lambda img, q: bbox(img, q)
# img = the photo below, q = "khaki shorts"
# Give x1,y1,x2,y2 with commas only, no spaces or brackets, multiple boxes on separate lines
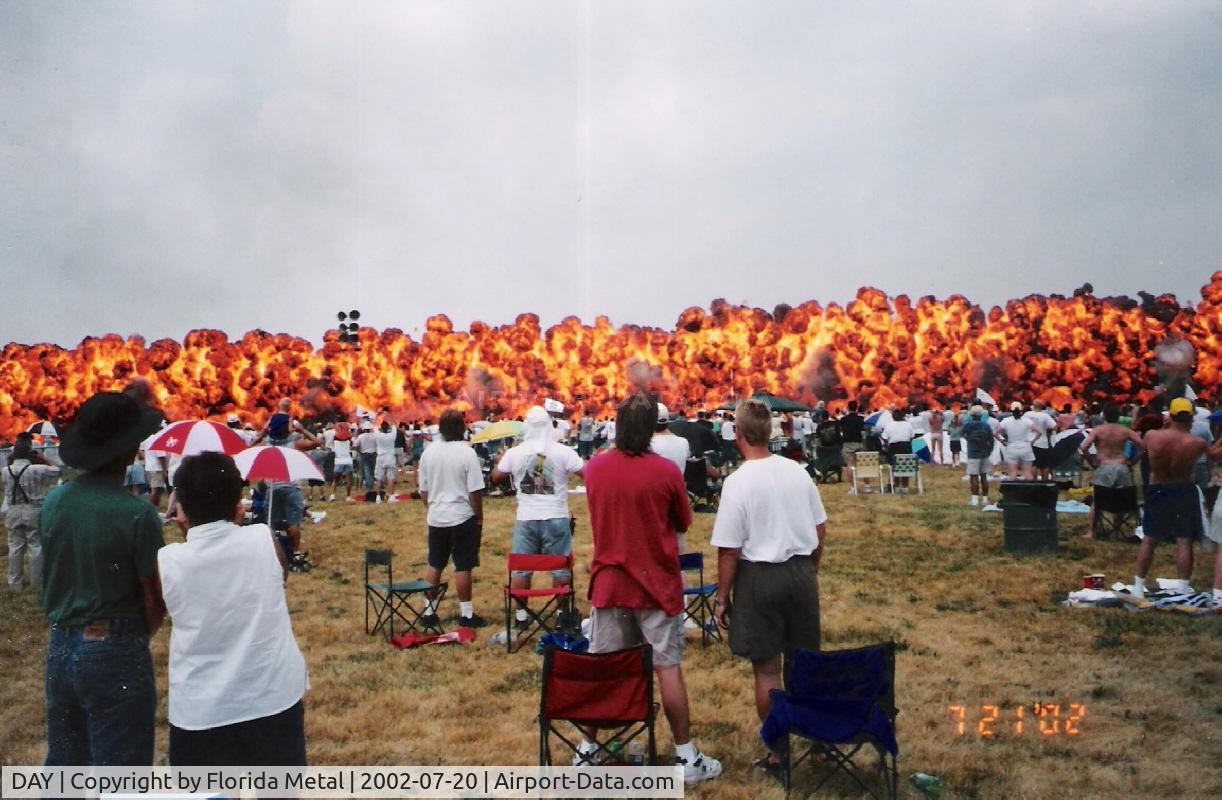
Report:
965,458,988,476
588,607,683,667
146,470,167,490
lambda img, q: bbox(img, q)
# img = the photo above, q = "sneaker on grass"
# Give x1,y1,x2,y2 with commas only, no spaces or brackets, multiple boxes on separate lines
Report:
459,613,490,628
514,617,530,632
676,751,722,785
419,613,441,629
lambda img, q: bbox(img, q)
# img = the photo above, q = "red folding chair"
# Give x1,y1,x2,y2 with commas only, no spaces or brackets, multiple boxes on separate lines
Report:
539,645,657,766
503,553,576,654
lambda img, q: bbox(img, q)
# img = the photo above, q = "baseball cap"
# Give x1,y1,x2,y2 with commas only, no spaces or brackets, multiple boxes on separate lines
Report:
656,403,670,424
1010,401,1023,412
969,404,985,418
1169,397,1193,419
226,413,240,424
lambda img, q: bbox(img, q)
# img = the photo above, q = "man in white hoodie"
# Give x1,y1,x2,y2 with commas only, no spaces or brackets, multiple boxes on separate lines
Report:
491,406,585,629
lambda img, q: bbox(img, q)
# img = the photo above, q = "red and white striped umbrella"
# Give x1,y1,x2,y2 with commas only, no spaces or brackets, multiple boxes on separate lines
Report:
233,445,324,483
146,420,248,456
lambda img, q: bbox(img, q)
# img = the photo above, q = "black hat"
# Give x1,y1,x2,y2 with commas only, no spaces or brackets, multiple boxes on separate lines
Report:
59,392,164,471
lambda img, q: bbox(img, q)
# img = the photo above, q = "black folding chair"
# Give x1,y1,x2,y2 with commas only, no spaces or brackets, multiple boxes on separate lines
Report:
1091,485,1141,539
539,645,657,766
679,552,720,646
762,643,899,799
364,548,447,638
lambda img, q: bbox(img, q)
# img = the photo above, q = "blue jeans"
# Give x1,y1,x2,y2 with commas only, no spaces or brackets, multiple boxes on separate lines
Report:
45,618,156,766
511,518,573,578
360,453,376,489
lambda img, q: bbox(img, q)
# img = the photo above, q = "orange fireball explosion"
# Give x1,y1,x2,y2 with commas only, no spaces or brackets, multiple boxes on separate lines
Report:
2,275,1219,439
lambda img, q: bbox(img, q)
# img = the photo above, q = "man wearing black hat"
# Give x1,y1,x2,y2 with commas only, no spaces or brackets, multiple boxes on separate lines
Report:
40,392,166,766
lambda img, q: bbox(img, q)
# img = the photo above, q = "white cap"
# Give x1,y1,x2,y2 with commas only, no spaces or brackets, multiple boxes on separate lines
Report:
226,413,240,424
656,403,670,424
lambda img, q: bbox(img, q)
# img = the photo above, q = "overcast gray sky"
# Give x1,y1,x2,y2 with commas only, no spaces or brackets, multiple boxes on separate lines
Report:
2,1,1219,348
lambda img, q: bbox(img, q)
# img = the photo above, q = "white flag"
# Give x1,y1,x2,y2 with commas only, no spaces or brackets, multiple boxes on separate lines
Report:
975,388,998,408
1184,385,1198,401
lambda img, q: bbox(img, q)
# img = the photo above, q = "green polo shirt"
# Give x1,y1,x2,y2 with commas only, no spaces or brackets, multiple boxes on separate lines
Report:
40,473,165,626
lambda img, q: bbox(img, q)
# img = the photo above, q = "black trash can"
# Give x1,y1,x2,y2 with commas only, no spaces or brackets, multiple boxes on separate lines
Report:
1000,481,1058,555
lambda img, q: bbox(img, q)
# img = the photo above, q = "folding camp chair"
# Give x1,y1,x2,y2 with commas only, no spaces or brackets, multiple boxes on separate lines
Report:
364,548,447,638
504,553,577,654
684,458,720,511
852,451,888,494
888,454,923,494
539,645,657,766
1091,485,1141,539
679,552,720,646
761,643,899,799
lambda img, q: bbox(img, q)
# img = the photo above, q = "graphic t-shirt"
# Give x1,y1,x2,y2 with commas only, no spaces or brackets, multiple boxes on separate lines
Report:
497,441,584,520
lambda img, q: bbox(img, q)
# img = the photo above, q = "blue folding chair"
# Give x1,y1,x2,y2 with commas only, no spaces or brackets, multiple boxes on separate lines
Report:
761,643,899,799
678,552,720,646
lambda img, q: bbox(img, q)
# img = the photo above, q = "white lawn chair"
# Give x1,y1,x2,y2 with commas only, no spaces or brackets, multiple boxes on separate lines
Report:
852,451,888,494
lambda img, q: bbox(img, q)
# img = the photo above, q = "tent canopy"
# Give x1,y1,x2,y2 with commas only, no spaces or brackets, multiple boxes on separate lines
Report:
717,390,815,413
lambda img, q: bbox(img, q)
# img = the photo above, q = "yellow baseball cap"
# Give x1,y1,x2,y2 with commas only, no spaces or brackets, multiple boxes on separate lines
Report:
1169,397,1193,417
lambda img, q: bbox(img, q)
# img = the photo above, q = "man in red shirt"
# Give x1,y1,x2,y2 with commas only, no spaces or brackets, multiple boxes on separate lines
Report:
582,393,721,785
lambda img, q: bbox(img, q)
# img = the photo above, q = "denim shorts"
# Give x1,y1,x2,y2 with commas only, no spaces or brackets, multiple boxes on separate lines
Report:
45,618,156,766
511,518,573,578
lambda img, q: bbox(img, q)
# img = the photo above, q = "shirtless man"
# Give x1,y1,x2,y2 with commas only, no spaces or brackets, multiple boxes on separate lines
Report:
1131,398,1206,597
1079,402,1144,539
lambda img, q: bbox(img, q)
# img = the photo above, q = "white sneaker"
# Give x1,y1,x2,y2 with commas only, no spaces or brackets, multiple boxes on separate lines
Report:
346,496,355,503
969,496,979,506
572,743,599,766
677,751,721,785
329,493,336,502
375,496,383,504
387,495,399,504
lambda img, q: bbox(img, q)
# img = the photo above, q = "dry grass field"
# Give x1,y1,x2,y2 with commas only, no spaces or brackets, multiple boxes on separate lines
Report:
3,463,1221,799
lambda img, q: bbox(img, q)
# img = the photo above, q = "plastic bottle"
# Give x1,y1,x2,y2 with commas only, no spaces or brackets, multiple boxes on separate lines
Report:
626,740,645,766
910,772,944,797
606,739,624,765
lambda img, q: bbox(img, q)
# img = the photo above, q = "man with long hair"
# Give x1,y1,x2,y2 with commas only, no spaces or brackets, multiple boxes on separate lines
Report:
581,393,721,784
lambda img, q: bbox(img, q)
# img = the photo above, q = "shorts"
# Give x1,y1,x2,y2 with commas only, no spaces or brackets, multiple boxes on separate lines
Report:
588,607,682,668
1142,484,1205,541
1003,443,1035,464
375,458,397,481
1208,499,1222,545
146,470,166,490
729,556,820,663
1091,463,1133,488
949,439,962,454
427,517,482,572
965,457,988,476
511,518,573,578
886,441,912,461
333,461,353,476
1032,446,1054,469
842,441,863,457
269,484,305,528
169,699,305,767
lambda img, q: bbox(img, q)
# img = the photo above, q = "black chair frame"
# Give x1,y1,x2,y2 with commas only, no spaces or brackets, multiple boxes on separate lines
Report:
364,548,447,638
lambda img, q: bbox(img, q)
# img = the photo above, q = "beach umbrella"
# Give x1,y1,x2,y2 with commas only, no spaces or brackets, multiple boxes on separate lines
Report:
717,390,814,413
146,420,248,456
234,446,324,534
234,445,324,483
470,419,524,444
26,421,57,437
864,411,884,427
912,436,932,463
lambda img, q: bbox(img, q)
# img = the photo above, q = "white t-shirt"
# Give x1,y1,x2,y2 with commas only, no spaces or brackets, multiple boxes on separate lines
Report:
554,419,572,442
374,429,397,463
355,431,378,455
872,411,894,435
650,433,690,474
603,419,616,443
158,522,308,730
908,413,928,435
141,432,164,472
999,415,1036,445
497,441,584,520
330,435,353,465
1023,411,1055,448
881,420,914,444
418,441,485,527
711,455,827,563
720,420,736,441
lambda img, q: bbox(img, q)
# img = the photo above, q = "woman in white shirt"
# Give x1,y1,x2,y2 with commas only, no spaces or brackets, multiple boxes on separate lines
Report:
158,452,308,766
881,409,916,490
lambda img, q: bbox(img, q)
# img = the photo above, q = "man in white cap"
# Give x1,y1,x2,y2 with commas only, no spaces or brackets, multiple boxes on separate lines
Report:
491,406,585,630
995,401,1036,480
650,403,689,474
